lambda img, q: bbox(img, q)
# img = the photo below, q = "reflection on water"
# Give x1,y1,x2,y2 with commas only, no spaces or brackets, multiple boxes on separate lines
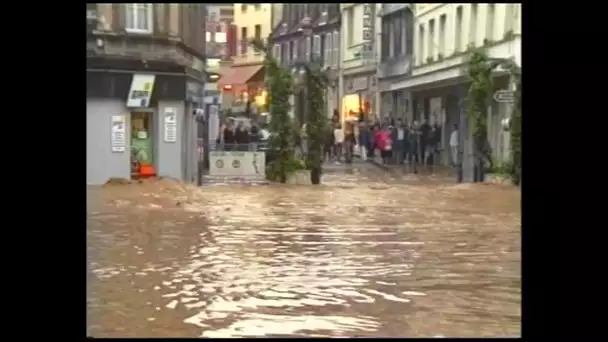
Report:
87,173,521,337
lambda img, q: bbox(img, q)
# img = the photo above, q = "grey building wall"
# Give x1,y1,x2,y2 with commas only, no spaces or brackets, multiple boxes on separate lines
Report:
86,99,198,185
155,100,183,180
86,99,132,185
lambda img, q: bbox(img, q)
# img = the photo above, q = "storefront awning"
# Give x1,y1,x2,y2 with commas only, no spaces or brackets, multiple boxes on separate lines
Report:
218,64,264,89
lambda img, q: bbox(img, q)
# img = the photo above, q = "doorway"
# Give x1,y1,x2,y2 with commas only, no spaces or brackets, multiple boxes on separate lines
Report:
130,111,156,179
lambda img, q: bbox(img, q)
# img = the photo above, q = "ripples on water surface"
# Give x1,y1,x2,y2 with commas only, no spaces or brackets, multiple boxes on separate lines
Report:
87,172,521,337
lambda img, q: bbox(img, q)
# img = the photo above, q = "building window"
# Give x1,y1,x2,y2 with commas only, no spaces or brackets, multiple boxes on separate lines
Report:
273,44,281,63
323,34,330,67
418,24,425,64
428,19,435,60
125,4,153,33
291,40,297,62
333,31,340,67
305,36,311,61
439,14,447,56
253,25,262,55
280,43,287,65
346,8,355,46
486,4,495,41
381,17,390,61
220,8,233,17
455,6,463,52
469,4,478,46
321,4,328,15
313,34,321,59
504,4,515,35
240,27,248,54
393,13,403,57
241,4,248,13
254,24,261,41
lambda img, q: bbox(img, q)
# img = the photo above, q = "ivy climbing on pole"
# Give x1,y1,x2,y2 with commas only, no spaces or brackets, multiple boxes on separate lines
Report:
501,60,521,186
303,62,328,185
465,49,521,185
465,49,496,182
250,38,296,183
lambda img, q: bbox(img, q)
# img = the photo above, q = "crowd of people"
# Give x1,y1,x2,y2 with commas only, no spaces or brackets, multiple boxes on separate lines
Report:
214,114,461,168
216,121,270,151
321,114,460,167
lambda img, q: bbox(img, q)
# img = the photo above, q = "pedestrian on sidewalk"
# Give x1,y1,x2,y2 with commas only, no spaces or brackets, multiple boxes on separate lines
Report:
393,119,407,165
235,122,250,151
408,121,421,166
323,120,334,162
419,119,431,165
333,123,344,164
429,122,442,166
222,121,236,151
449,124,459,167
358,121,371,161
368,123,377,160
376,125,392,165
344,121,356,164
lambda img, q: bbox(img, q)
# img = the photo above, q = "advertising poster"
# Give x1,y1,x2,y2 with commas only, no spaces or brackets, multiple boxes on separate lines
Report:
111,115,126,152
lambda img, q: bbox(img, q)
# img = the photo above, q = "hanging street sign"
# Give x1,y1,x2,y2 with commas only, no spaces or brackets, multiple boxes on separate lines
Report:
493,90,515,103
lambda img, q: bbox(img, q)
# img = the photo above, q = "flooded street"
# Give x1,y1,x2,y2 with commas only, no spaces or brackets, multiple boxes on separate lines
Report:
87,170,521,337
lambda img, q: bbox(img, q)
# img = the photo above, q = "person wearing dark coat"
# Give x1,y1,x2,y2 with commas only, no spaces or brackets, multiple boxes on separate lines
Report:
234,122,250,150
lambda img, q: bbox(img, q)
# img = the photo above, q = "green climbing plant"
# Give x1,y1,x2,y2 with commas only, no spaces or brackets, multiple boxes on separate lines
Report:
302,61,328,185
465,49,496,176
501,60,521,186
465,49,521,185
250,38,296,183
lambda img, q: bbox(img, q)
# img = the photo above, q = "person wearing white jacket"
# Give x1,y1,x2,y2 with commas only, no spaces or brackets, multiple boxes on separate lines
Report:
449,124,459,166
333,124,344,164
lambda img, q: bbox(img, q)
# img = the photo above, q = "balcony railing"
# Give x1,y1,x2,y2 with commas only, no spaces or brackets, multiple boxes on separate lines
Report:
380,4,412,16
378,55,412,78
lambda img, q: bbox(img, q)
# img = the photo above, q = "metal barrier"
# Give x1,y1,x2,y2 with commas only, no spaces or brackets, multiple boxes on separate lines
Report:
198,142,268,183
210,143,267,152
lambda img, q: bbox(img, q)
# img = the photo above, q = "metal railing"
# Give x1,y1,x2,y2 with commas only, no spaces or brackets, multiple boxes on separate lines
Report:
198,139,269,159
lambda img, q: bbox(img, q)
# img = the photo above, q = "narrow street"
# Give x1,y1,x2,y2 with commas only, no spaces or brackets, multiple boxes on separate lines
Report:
87,169,521,337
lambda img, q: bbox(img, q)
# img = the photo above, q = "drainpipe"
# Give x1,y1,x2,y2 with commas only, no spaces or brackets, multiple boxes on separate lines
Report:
198,4,208,186
337,14,344,126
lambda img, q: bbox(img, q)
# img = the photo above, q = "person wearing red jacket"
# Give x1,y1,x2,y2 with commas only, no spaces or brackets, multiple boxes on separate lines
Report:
375,126,392,164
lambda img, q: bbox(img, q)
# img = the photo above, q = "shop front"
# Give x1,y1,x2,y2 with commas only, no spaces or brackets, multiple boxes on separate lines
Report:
217,63,265,117
341,74,375,124
86,59,201,185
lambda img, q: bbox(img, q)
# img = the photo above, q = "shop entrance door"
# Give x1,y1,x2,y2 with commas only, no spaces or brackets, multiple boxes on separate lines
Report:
130,111,156,179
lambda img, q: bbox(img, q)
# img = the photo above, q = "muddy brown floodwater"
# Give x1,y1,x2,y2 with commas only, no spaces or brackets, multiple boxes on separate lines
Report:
87,170,521,338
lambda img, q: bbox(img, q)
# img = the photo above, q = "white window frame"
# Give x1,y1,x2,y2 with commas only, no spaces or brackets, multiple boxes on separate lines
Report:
305,36,311,61
332,31,340,67
291,40,298,62
313,34,321,59
273,44,281,63
324,34,331,66
125,4,153,34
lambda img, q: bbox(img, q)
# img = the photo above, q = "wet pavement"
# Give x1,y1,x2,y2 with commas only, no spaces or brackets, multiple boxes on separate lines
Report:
87,170,521,338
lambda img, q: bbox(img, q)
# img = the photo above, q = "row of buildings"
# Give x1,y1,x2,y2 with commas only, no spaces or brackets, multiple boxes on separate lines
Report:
85,3,238,185
85,4,520,185
219,3,521,169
